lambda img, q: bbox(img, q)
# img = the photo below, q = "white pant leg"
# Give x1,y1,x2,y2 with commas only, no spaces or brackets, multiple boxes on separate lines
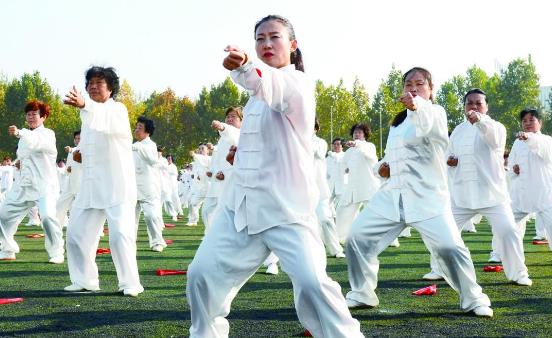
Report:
163,199,177,218
536,208,552,250
138,199,166,248
263,224,363,338
37,194,64,259
399,226,411,237
316,197,343,256
66,207,106,290
27,206,40,225
347,205,490,312
336,201,361,243
263,251,279,266
201,197,218,233
105,202,144,292
171,186,183,215
188,194,204,225
56,191,76,228
0,199,35,254
535,213,548,239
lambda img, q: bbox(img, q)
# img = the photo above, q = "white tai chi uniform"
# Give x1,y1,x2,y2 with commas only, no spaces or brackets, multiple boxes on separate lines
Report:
0,125,64,260
326,150,346,218
202,124,240,232
133,137,166,249
444,115,529,283
313,134,343,256
187,153,210,226
0,165,15,204
178,168,192,210
336,140,380,242
509,132,552,250
345,97,491,312
187,60,363,338
167,161,183,216
65,96,143,293
158,156,177,219
56,147,82,228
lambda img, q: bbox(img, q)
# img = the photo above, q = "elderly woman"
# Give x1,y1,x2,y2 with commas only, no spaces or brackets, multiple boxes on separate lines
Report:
0,100,64,263
345,67,493,318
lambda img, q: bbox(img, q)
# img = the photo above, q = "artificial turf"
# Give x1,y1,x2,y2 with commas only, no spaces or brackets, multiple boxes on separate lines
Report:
1,214,551,337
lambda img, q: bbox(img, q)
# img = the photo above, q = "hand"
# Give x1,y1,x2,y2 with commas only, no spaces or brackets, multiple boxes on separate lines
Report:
516,131,528,141
345,168,350,174
15,160,21,170
226,145,237,165
64,146,72,153
67,166,72,173
8,125,19,137
211,120,225,131
189,150,195,157
206,142,214,150
206,171,213,178
378,162,390,178
466,110,481,124
399,92,417,111
63,86,85,108
215,171,225,180
73,150,82,163
223,45,248,71
513,164,520,175
447,156,458,167
346,140,356,148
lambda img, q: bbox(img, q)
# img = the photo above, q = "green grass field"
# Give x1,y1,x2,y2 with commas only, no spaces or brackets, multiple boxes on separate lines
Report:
1,214,551,337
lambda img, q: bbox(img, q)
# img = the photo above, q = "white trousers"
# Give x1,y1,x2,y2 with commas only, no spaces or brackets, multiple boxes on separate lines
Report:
0,194,64,259
186,206,363,338
317,197,344,256
514,207,552,251
262,251,279,266
336,200,369,243
56,191,76,228
188,193,205,225
201,197,218,232
27,206,41,225
66,202,143,292
452,203,529,283
135,199,166,248
346,204,490,312
171,184,183,216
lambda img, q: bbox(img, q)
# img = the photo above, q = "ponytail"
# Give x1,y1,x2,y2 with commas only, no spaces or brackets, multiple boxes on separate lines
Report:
291,48,304,72
391,110,408,127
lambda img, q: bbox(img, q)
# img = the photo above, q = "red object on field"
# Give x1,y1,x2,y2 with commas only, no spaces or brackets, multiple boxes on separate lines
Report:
412,284,437,296
303,329,312,337
164,223,176,228
96,248,111,255
156,268,187,276
165,239,173,245
533,240,549,245
26,234,44,238
0,298,24,305
483,265,503,272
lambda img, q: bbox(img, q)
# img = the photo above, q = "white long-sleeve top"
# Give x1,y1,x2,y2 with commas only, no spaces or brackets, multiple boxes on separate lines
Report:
205,123,240,198
368,97,450,223
190,153,211,196
167,162,179,191
229,60,318,234
63,147,82,195
447,115,508,209
133,137,161,201
8,125,59,202
509,132,552,213
75,97,137,209
0,165,15,193
312,134,330,200
326,151,346,196
340,140,380,205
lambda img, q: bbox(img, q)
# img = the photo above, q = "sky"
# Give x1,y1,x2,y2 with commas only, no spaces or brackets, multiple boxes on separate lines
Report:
1,0,551,101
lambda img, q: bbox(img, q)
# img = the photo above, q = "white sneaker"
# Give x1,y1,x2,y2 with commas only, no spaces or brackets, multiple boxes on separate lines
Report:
123,289,142,297
266,263,279,275
388,238,400,247
488,252,502,263
423,271,444,281
151,244,164,252
171,216,178,222
64,284,100,292
473,306,493,318
346,298,377,309
533,235,545,240
0,251,16,260
48,256,64,264
335,252,346,258
515,277,533,286
186,222,197,226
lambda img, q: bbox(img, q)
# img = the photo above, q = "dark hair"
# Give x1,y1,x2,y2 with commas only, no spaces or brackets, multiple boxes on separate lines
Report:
157,145,165,152
225,106,243,120
463,88,487,104
332,137,344,145
73,130,81,138
85,66,120,98
314,119,320,131
3,156,12,161
391,67,434,127
254,15,304,72
349,123,371,138
519,108,540,121
137,116,155,136
167,154,175,162
25,100,51,118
